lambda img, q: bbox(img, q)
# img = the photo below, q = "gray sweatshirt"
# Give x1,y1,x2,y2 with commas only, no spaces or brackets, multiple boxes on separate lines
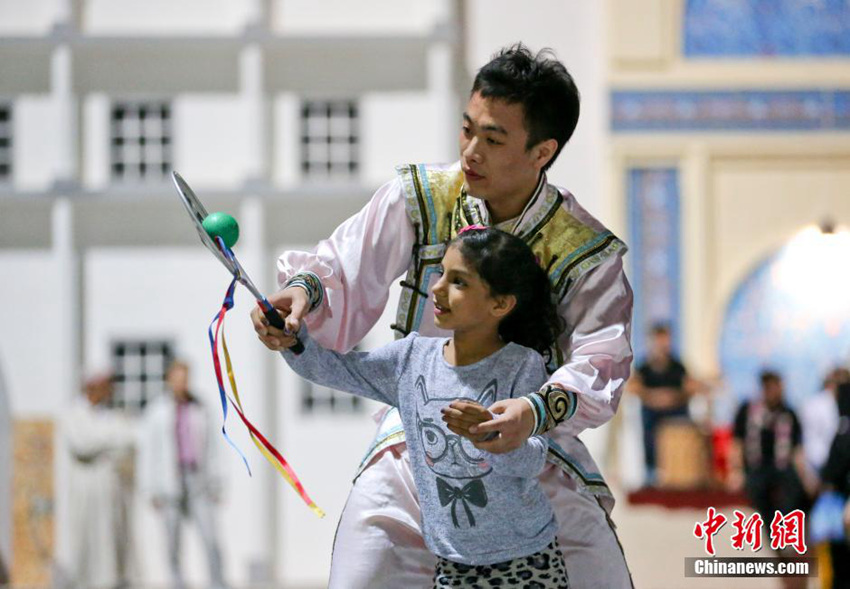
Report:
282,331,557,565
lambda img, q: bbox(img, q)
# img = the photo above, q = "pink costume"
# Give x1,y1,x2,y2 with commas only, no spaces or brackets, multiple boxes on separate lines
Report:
279,162,634,588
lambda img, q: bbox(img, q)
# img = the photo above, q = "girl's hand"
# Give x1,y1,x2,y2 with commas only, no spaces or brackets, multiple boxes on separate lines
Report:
441,400,493,443
469,398,535,454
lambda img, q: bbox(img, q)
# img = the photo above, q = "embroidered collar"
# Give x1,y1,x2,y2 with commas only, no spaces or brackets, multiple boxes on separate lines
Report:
462,172,560,242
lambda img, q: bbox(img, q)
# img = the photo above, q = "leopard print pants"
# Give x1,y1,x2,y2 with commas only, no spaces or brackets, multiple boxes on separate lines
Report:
433,539,570,588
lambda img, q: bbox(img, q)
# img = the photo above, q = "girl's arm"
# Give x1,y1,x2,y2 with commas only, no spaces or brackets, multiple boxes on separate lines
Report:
483,435,548,478
281,330,413,406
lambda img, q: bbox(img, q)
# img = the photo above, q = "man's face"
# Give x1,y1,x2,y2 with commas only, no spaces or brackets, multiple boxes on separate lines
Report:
763,378,783,407
167,365,190,401
459,92,549,213
651,331,672,357
87,377,113,406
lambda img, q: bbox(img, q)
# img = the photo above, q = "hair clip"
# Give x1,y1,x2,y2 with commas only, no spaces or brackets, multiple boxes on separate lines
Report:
458,224,488,235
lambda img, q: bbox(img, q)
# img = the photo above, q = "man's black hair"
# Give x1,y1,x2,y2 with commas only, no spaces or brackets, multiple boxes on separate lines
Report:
472,43,580,172
651,322,671,336
759,369,782,386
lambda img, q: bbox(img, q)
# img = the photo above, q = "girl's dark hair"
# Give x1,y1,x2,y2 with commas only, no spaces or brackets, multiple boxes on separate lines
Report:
450,227,565,355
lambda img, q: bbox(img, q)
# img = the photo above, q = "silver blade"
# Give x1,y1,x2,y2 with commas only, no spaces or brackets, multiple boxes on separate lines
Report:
171,171,239,276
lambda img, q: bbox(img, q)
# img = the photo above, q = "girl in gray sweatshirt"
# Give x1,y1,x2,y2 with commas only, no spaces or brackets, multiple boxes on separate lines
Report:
282,227,570,588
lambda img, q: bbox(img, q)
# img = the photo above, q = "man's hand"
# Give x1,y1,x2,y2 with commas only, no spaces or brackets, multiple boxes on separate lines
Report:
443,397,535,454
250,286,310,351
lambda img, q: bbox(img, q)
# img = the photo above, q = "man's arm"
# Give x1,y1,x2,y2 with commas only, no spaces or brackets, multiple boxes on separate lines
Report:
535,254,633,435
252,177,415,353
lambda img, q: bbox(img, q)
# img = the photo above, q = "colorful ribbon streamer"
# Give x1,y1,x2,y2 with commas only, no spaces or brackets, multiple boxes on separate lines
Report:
207,278,252,475
208,278,325,518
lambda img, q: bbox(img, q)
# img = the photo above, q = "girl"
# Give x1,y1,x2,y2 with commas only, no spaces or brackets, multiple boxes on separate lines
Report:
281,226,569,588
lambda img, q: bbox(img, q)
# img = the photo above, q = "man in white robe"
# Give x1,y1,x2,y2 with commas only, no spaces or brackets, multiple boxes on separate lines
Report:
63,372,135,589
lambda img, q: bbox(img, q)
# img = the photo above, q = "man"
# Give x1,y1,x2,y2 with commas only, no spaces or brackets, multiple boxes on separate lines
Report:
801,367,849,472
729,371,816,589
253,45,634,588
729,370,816,521
820,382,850,588
64,371,135,589
137,360,228,589
629,323,700,485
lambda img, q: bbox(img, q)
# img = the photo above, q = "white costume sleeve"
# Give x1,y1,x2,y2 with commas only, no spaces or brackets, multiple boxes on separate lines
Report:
546,254,634,434
277,178,416,353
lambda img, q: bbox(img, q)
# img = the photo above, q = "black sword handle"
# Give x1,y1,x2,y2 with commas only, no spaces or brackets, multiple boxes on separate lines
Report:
262,306,305,355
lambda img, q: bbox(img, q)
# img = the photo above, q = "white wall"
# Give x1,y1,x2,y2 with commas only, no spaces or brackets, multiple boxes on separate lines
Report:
274,0,447,35
0,0,60,34
14,96,60,191
84,0,253,34
360,92,446,184
0,252,67,416
82,93,109,189
174,96,253,190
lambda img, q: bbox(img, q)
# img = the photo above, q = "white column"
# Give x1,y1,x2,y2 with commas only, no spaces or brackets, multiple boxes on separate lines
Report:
238,196,278,583
51,46,78,188
681,142,712,374
51,198,78,574
240,45,270,185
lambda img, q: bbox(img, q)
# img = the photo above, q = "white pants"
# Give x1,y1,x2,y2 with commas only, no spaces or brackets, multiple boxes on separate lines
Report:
328,444,633,589
161,471,227,589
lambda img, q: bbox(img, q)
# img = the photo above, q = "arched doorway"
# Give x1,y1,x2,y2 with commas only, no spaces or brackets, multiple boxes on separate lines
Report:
719,227,850,416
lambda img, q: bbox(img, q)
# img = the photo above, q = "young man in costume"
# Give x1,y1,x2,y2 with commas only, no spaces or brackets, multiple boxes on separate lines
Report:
252,44,634,588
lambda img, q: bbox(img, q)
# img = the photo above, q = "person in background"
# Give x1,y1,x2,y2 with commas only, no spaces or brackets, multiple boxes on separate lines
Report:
820,382,850,589
729,370,818,522
137,360,228,589
64,371,135,589
629,323,704,485
801,367,849,473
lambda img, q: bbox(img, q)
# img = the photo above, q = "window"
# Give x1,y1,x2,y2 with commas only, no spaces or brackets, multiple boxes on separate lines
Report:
300,99,359,179
300,345,362,414
301,381,363,414
110,339,174,413
110,100,172,182
0,104,11,183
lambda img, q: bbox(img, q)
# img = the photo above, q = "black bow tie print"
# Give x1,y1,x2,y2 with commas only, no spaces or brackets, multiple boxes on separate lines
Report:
436,477,488,528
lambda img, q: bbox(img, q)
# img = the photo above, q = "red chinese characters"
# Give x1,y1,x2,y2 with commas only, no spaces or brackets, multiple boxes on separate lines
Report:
693,507,728,556
770,510,807,555
730,510,763,552
693,508,807,556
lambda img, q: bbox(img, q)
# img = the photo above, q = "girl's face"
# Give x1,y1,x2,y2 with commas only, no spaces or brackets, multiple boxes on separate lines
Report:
431,244,512,334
